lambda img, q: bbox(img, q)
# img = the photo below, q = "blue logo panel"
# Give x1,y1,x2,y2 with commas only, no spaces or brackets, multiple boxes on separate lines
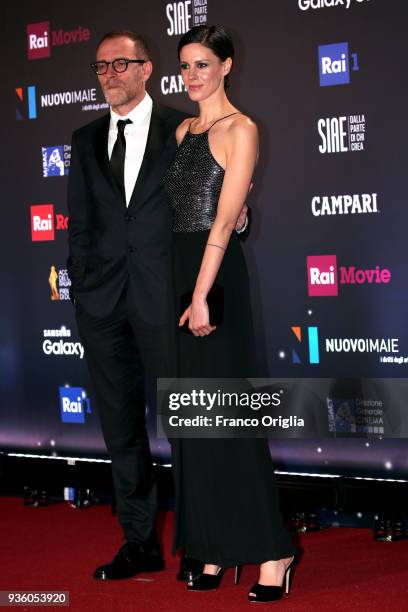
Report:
42,146,66,177
59,386,90,424
319,42,349,86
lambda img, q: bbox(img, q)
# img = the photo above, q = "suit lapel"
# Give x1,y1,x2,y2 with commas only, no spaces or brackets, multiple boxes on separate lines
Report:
127,106,168,209
93,114,126,205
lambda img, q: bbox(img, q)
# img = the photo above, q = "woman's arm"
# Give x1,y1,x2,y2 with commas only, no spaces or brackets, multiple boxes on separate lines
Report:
180,116,258,336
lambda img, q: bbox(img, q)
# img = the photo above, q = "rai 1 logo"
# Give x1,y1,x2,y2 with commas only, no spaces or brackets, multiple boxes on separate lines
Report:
49,266,71,301
318,42,359,87
59,386,91,424
290,326,320,364
166,1,208,36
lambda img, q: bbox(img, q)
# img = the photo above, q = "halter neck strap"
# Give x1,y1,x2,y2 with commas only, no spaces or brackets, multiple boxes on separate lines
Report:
188,112,241,134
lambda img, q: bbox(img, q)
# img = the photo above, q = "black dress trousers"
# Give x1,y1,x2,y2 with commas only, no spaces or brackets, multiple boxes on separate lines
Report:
75,285,171,543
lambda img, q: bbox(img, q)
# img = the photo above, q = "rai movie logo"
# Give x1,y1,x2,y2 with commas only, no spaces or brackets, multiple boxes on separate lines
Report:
42,145,71,177
27,22,50,60
49,266,71,301
27,21,91,61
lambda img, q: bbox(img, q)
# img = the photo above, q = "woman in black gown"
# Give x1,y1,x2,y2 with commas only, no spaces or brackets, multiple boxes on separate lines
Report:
165,25,296,603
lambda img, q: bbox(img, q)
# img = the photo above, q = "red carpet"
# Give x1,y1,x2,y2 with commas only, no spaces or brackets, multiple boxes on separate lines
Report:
1,497,407,611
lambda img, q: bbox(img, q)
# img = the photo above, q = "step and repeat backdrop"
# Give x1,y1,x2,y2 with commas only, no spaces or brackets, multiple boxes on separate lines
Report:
2,0,408,476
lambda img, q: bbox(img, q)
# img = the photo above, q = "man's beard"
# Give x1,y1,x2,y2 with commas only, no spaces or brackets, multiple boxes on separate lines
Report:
102,83,130,107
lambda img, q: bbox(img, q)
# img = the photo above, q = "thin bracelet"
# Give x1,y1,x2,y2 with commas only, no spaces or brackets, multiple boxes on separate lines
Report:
206,242,226,251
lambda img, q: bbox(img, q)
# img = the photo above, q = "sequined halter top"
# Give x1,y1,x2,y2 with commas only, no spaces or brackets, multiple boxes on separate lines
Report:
166,112,240,232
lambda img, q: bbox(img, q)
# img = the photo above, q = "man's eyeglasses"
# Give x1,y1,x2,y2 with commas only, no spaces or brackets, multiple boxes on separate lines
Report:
91,58,146,75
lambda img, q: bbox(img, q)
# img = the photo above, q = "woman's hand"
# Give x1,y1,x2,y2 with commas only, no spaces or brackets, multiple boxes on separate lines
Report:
179,297,217,337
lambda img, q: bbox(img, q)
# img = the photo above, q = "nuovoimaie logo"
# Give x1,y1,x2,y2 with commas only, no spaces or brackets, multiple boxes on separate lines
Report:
42,145,71,177
291,326,320,364
16,86,37,120
318,42,359,87
27,21,91,60
59,386,91,424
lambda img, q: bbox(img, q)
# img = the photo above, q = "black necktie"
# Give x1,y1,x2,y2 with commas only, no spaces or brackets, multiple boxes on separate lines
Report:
110,119,132,198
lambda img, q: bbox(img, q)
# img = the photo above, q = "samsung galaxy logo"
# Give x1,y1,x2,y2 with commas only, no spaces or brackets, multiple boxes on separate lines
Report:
299,0,369,10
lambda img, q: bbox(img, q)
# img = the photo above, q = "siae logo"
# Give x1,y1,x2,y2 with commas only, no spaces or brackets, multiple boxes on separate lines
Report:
318,42,359,87
290,326,320,364
318,114,366,153
59,386,91,424
30,204,68,241
27,21,91,60
166,1,208,36
307,254,392,297
16,86,37,120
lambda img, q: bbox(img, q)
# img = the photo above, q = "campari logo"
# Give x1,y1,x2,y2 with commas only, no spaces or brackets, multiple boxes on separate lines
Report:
307,255,392,297
59,386,91,424
318,42,359,87
27,21,91,60
30,204,68,241
318,114,366,154
42,145,71,177
311,193,379,216
161,75,187,96
166,1,208,36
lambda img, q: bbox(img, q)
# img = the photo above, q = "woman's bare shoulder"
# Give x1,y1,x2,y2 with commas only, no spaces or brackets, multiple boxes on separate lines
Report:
228,113,258,136
175,117,194,144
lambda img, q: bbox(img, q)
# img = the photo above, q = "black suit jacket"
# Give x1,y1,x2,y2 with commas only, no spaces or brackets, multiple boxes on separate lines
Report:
67,103,187,325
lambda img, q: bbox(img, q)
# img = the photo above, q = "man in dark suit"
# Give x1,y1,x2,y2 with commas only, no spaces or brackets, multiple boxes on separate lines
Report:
68,30,247,581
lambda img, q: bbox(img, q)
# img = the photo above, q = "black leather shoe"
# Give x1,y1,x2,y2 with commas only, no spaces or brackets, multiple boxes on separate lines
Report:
93,541,165,580
177,554,204,582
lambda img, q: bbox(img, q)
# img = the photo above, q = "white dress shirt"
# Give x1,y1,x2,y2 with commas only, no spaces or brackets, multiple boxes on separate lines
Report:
108,92,153,206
